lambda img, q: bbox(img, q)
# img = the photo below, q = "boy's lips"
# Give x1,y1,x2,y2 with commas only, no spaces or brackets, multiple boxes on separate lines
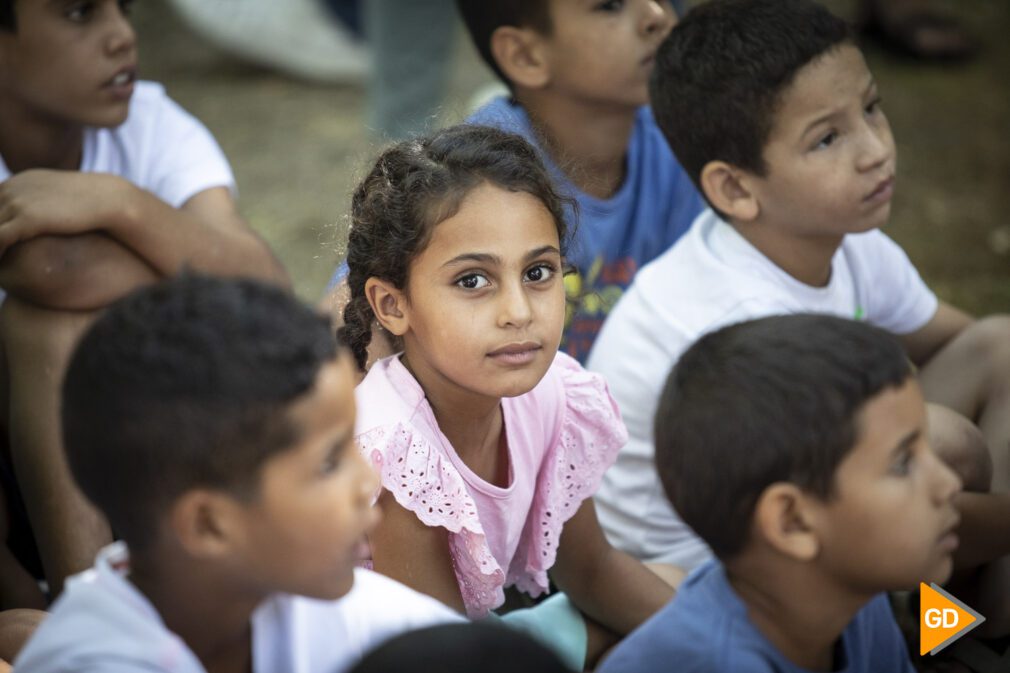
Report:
104,66,137,100
938,514,961,552
863,175,895,204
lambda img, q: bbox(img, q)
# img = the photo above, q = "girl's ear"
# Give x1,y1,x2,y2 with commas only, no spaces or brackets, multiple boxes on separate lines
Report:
365,277,409,337
700,161,760,222
752,483,820,562
490,25,550,90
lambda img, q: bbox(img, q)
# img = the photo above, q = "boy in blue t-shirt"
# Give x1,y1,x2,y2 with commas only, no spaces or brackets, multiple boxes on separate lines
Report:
602,314,960,672
457,0,703,361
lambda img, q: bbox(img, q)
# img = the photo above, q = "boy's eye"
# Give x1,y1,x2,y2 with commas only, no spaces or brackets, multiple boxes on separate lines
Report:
890,450,914,476
320,444,347,475
864,97,883,116
813,131,838,151
594,0,624,12
65,1,95,21
119,0,136,15
524,263,556,284
456,273,490,290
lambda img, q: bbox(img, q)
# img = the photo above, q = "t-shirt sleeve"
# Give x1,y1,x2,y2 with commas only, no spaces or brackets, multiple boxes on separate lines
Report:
853,231,938,334
142,91,236,208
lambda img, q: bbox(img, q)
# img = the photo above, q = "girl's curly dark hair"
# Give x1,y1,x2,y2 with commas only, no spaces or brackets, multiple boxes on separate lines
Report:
338,125,572,371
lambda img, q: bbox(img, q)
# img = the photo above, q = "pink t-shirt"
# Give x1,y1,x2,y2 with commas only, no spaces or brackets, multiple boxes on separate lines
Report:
355,352,627,618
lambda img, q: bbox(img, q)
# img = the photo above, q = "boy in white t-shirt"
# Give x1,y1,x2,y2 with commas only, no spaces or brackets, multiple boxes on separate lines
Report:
589,0,1010,636
0,0,288,606
14,274,458,673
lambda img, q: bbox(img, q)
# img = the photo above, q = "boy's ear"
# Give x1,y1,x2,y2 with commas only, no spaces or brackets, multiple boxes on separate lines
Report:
700,161,760,222
489,26,550,90
364,277,409,337
169,489,245,559
752,483,820,562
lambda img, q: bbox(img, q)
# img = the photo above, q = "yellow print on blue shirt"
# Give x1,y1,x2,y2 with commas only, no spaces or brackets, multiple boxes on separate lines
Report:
562,255,638,362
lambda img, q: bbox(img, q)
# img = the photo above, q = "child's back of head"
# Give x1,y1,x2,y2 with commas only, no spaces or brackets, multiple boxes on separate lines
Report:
61,273,338,553
598,313,961,672
348,622,572,673
655,313,960,592
655,313,911,560
650,0,851,192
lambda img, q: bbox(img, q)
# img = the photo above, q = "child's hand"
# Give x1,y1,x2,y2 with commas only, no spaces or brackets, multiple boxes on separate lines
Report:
0,170,128,255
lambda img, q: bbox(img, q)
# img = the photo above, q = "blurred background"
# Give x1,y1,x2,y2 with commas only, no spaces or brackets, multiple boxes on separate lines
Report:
133,0,1009,313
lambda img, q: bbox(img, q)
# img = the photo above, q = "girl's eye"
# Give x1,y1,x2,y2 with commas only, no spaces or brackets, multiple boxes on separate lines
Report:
456,273,490,290
813,131,838,151
524,263,555,284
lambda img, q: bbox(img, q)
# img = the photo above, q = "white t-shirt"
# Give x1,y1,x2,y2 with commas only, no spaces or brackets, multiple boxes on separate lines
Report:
0,81,235,207
15,543,461,673
587,209,938,569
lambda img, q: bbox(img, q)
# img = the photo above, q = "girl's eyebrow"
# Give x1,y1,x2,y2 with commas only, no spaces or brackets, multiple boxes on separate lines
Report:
441,245,561,268
525,245,562,262
441,252,499,268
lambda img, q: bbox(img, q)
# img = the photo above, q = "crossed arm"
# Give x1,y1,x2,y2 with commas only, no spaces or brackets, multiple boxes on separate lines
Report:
0,169,289,308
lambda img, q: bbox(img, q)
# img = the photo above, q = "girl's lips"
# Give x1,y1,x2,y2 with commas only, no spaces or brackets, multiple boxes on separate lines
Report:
487,342,541,366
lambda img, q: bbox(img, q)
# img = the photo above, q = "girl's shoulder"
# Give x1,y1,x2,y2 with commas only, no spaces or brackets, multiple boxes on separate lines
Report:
354,355,432,437
512,352,628,446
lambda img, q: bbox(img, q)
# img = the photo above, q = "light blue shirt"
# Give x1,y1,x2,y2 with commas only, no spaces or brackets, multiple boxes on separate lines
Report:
15,543,459,673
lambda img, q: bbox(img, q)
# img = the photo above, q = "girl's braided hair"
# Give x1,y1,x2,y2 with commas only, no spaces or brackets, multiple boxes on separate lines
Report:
338,124,572,371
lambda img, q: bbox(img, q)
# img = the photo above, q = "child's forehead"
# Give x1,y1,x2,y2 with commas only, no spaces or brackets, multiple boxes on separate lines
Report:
770,44,874,132
840,380,924,471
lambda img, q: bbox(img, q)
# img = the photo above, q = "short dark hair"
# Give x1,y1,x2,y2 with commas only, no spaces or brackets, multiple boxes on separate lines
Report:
339,124,572,371
348,622,571,673
650,0,851,196
62,274,338,550
1,0,15,31
455,0,552,84
654,314,912,559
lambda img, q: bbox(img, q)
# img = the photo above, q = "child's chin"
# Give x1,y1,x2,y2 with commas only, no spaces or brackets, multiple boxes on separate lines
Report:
307,570,356,602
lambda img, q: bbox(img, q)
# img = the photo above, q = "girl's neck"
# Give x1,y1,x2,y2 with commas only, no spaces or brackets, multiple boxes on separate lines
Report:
401,353,508,487
516,90,636,200
0,102,84,173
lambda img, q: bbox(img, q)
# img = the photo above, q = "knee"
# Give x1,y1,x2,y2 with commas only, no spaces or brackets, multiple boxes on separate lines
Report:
959,315,1010,371
0,608,47,662
927,404,992,492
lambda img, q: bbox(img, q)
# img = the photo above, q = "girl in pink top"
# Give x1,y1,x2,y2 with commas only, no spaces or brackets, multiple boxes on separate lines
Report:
339,126,679,668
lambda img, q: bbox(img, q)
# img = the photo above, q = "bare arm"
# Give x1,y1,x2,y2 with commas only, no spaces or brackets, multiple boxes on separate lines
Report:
899,302,973,366
368,489,466,614
550,499,675,636
0,234,158,310
0,170,289,306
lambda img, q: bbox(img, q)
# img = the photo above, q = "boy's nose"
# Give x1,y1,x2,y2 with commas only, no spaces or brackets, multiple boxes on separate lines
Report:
105,9,138,56
929,448,963,506
856,123,894,173
642,0,676,36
